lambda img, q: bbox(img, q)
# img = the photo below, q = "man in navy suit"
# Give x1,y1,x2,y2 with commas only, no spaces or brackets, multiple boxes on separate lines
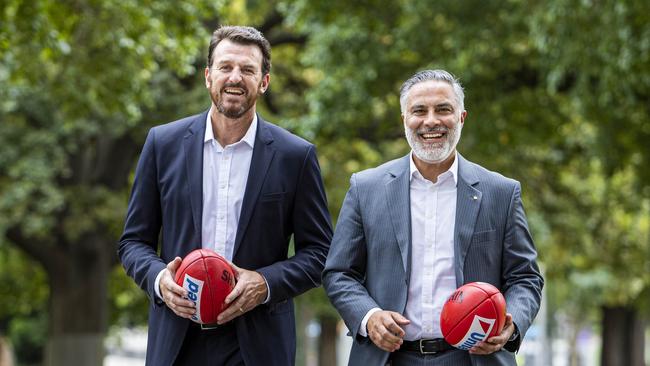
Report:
323,69,543,365
119,25,332,366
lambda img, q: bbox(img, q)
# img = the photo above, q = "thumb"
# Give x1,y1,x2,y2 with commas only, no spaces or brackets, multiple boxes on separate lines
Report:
391,312,411,325
505,313,513,326
227,261,242,279
167,256,183,273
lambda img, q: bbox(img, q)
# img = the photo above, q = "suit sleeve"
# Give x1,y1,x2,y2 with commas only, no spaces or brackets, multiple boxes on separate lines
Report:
502,182,544,351
322,175,380,341
118,128,167,303
257,145,333,303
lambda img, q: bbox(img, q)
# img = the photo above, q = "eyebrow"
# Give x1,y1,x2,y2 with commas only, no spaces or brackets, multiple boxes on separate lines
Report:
410,102,454,110
215,60,258,69
410,104,427,111
435,102,454,109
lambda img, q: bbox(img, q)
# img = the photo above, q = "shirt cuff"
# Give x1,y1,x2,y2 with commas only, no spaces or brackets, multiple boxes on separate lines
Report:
359,308,382,337
154,268,165,300
260,273,271,304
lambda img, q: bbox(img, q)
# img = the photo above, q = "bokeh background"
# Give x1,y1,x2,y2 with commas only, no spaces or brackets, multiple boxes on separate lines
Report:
0,0,648,365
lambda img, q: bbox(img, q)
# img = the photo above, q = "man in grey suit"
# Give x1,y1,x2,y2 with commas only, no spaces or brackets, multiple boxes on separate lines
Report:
323,69,543,365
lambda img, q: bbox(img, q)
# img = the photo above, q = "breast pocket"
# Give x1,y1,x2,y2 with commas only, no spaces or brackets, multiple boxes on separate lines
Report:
259,191,286,202
471,229,496,245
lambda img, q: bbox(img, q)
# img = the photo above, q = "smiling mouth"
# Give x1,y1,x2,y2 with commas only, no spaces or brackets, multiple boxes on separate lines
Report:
419,132,445,141
223,87,245,96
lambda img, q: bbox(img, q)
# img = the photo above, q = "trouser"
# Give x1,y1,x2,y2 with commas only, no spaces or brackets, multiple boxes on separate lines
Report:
174,322,244,366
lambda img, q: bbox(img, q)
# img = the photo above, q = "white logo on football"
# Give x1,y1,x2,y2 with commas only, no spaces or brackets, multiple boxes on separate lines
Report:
182,274,204,323
453,315,495,350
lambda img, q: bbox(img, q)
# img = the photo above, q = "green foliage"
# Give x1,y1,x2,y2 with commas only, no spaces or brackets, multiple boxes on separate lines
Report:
1,2,649,360
282,0,650,321
0,245,48,324
0,245,48,363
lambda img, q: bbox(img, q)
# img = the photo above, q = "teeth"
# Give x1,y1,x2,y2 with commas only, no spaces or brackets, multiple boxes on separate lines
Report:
224,88,244,95
421,133,443,138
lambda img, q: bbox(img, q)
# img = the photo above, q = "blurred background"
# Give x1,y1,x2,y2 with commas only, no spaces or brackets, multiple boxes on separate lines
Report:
0,0,648,365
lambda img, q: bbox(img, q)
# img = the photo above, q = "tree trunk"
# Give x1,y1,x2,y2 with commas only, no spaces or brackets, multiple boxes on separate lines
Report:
44,240,111,366
601,305,645,366
568,319,580,366
318,315,337,366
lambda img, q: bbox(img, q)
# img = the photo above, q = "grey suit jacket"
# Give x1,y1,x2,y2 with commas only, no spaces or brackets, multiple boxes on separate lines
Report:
323,153,543,366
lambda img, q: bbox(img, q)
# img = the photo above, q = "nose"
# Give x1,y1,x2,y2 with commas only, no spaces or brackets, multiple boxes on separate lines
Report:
421,110,441,128
227,68,243,83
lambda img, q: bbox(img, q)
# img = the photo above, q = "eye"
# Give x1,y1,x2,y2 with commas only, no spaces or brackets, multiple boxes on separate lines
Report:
242,67,256,75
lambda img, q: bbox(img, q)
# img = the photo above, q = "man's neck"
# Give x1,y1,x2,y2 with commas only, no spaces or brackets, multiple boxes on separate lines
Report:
413,151,456,183
210,107,255,147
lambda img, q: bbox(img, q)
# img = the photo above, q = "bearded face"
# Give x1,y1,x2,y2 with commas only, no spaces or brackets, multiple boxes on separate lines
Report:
205,39,269,120
402,80,466,164
404,119,462,164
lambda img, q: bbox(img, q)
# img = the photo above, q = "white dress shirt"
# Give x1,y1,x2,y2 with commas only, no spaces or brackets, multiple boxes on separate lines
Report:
154,111,256,299
360,152,458,340
201,113,256,258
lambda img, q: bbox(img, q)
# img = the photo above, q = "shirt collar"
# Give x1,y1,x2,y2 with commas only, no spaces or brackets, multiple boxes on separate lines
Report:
204,108,258,149
409,151,458,186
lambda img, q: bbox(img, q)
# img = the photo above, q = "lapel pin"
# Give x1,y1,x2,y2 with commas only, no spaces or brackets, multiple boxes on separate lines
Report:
472,195,478,200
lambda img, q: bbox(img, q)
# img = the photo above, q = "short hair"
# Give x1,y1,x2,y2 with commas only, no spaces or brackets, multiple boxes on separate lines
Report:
399,69,465,114
207,25,272,75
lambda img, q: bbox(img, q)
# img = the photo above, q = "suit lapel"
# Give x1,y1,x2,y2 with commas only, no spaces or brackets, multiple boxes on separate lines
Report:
183,111,209,241
233,115,275,257
454,154,482,286
384,155,412,280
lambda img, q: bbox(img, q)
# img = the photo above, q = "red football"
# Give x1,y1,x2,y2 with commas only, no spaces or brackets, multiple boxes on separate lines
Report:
440,282,506,350
174,249,236,324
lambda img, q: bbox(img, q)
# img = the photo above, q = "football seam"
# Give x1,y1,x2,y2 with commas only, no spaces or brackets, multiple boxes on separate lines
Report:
444,286,493,342
199,251,216,323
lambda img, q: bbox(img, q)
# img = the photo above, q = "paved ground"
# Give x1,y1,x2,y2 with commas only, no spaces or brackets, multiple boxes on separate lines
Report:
104,327,146,366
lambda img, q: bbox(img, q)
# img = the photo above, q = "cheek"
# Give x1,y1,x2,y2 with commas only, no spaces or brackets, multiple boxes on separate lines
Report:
443,117,459,129
404,118,420,130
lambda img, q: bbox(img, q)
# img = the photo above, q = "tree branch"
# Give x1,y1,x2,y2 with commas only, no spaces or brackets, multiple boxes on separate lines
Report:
258,10,284,34
6,226,56,272
267,32,308,46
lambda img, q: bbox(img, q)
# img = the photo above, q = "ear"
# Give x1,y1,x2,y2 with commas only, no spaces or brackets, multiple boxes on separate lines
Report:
259,73,270,94
204,67,211,88
460,110,467,126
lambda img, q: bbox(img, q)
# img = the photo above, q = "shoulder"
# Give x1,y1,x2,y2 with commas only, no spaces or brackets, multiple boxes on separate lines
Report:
460,155,520,193
353,156,407,186
261,118,314,153
149,111,206,143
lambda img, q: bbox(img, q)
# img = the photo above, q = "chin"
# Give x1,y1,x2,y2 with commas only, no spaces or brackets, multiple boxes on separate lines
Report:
415,149,453,164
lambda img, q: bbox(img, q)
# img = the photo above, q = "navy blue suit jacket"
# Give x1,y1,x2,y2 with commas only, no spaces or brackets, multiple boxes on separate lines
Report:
119,111,332,366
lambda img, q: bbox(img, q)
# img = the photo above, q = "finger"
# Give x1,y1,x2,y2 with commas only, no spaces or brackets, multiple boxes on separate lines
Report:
384,320,406,338
370,331,401,352
372,322,404,345
162,275,188,298
469,341,501,355
390,312,410,325
388,312,410,335
166,290,196,309
170,302,196,317
217,302,245,324
224,281,244,305
487,313,513,344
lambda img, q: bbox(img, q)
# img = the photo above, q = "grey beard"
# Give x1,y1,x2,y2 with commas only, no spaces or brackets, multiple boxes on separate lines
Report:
404,125,462,163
